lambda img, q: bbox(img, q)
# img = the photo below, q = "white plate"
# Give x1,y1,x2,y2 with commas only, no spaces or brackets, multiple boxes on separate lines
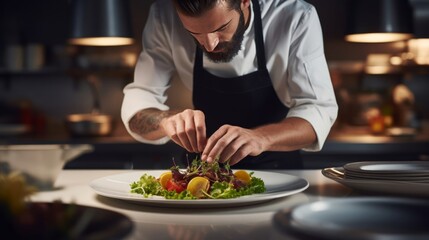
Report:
322,167,429,197
89,170,309,208
344,161,429,174
273,197,429,240
343,174,429,183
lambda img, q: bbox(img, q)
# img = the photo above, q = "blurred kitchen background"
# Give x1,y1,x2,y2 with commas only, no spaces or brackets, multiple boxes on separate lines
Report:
1,0,428,169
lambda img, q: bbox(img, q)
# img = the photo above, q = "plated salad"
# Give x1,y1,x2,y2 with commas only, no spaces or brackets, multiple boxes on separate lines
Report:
130,158,266,200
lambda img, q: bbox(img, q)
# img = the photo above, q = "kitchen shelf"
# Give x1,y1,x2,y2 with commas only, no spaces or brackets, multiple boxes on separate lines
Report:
0,67,134,89
0,68,66,76
66,67,133,78
0,67,133,77
328,61,429,75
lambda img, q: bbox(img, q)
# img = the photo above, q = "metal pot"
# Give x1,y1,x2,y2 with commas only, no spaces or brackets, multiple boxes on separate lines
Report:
65,113,114,137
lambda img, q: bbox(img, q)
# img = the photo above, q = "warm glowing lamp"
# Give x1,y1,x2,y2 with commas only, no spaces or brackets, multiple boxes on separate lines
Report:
345,0,413,43
69,0,133,46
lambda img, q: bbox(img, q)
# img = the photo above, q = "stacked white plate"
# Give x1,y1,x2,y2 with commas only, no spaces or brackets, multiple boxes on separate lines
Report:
273,197,429,240
321,161,429,197
343,161,429,183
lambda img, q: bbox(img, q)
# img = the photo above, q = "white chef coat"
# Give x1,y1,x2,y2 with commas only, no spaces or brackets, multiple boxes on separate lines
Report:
121,0,338,151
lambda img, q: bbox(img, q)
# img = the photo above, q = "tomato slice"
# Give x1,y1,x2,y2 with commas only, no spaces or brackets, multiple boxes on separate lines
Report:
166,179,186,193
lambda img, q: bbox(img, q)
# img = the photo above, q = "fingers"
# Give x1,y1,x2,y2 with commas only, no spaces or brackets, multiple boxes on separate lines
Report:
226,144,251,165
162,111,263,165
202,125,264,165
202,125,234,162
175,116,195,152
162,109,206,153
193,111,206,152
162,119,182,148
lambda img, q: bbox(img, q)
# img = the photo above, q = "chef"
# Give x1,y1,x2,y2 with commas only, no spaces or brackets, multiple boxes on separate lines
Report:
121,0,338,169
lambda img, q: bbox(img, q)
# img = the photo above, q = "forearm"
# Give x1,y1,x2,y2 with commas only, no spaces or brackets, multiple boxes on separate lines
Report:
255,117,317,152
129,108,178,140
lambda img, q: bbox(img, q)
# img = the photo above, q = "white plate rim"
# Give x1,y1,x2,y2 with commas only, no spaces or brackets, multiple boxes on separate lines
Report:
322,167,429,197
273,197,429,240
89,170,309,207
344,161,429,174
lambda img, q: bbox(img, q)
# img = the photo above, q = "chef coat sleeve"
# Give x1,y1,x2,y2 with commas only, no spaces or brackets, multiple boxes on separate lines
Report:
285,6,338,151
121,2,175,144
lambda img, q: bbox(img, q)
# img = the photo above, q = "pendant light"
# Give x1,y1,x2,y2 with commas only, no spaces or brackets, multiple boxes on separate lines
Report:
410,0,429,39
408,0,429,65
345,0,413,43
69,0,133,46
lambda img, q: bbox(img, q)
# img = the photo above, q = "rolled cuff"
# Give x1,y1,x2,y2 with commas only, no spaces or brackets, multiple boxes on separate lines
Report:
121,89,171,144
287,104,337,151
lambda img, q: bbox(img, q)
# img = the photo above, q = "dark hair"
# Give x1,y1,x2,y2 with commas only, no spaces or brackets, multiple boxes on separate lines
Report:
172,0,241,17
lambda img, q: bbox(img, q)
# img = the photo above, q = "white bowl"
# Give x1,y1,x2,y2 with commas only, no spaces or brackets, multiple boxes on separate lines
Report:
0,144,93,190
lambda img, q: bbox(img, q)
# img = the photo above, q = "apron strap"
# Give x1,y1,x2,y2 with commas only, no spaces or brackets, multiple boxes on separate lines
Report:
251,0,267,70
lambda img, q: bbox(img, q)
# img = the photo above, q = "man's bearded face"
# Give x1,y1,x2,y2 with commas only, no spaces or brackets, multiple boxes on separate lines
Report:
195,9,246,63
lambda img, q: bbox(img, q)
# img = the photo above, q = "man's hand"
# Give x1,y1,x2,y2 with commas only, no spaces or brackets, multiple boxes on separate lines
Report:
130,109,316,164
129,108,206,153
201,125,267,165
200,117,317,165
160,109,207,153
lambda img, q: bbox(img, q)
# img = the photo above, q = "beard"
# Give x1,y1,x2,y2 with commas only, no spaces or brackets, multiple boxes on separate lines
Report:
195,9,246,63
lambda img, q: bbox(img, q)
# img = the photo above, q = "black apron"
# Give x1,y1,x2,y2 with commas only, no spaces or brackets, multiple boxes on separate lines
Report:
190,0,302,169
